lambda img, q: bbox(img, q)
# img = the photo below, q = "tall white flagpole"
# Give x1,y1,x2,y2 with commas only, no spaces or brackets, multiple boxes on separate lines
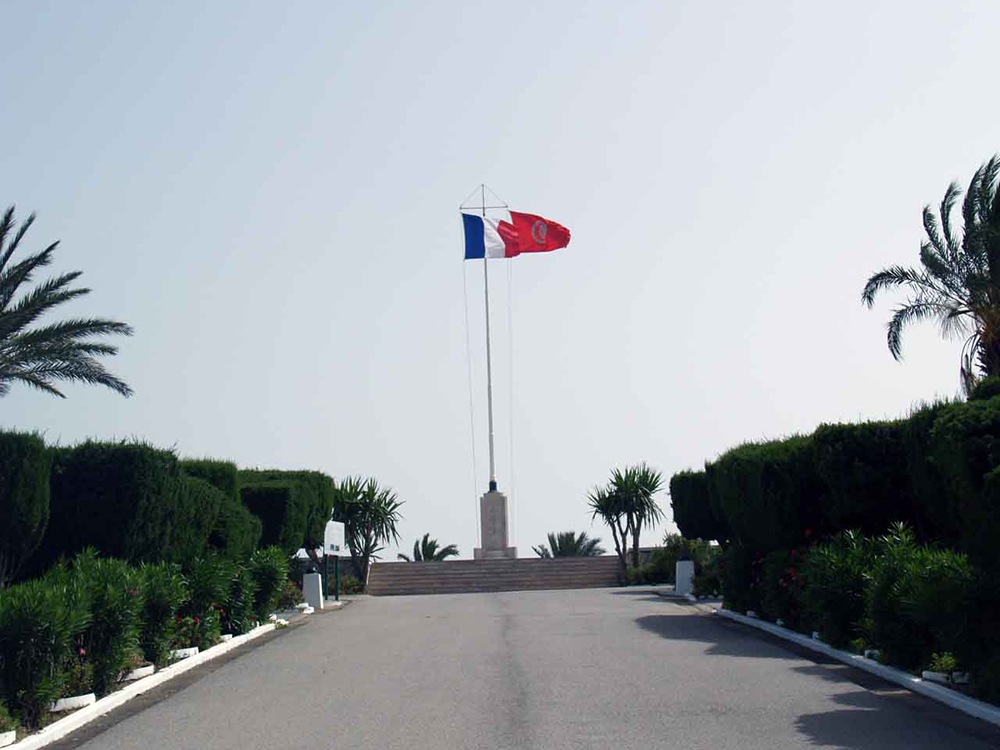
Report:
481,184,498,492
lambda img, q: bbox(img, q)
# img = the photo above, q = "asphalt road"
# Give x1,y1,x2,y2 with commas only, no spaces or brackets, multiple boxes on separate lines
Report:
58,587,1000,750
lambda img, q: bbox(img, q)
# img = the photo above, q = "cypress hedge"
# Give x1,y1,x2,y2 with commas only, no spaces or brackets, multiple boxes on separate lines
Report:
183,459,261,561
239,469,335,553
0,431,51,585
238,479,308,556
669,470,728,545
34,441,185,573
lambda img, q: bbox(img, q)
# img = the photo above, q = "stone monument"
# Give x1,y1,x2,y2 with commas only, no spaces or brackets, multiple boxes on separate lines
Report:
474,482,517,559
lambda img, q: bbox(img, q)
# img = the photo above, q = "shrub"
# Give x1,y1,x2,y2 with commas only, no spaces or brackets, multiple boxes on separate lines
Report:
0,578,85,728
240,470,336,553
168,477,223,563
183,459,260,560
137,562,188,668
759,549,800,626
276,579,303,611
36,441,185,572
329,572,364,597
812,421,920,538
222,566,258,636
72,551,145,697
0,430,51,586
797,531,874,647
693,557,723,598
180,556,233,650
247,547,289,619
968,376,1000,402
0,700,18,732
239,481,308,557
705,436,826,553
719,544,760,614
669,470,729,545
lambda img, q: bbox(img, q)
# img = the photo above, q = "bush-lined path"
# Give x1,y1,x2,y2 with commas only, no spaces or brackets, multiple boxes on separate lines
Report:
55,588,999,749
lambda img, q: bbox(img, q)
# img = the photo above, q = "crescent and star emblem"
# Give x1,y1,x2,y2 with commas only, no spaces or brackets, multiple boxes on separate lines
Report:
531,220,548,244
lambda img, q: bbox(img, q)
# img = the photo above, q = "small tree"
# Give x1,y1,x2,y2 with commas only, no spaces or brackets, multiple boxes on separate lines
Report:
0,206,133,399
333,476,403,586
589,463,665,575
397,533,458,562
532,531,605,558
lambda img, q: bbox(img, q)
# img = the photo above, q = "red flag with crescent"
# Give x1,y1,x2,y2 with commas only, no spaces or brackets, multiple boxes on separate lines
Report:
501,211,571,257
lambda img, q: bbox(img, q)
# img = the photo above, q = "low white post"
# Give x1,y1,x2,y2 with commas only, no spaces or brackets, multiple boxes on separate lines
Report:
675,560,695,596
302,571,324,610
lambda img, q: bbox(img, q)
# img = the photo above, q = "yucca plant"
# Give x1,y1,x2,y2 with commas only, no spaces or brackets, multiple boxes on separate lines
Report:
0,206,133,399
332,477,403,585
862,156,1000,393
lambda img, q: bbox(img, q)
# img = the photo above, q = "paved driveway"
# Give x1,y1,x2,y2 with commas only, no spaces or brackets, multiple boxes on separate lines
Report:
58,588,1000,749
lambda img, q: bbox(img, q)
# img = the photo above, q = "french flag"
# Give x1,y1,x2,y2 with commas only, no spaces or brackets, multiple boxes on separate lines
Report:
462,213,520,259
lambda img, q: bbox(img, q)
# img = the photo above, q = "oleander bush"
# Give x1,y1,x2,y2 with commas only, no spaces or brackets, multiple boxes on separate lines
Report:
72,551,145,697
179,556,233,650
247,547,289,619
222,566,258,636
137,562,188,667
276,579,303,611
796,531,874,647
0,578,85,728
0,699,18,732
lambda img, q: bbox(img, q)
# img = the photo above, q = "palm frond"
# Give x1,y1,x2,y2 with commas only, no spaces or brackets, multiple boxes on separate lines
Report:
862,265,928,307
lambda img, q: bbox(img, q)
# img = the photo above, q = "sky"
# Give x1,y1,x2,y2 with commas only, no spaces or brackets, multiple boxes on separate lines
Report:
3,1,1000,560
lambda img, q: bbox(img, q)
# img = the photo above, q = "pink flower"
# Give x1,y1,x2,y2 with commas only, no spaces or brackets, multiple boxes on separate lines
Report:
79,648,87,656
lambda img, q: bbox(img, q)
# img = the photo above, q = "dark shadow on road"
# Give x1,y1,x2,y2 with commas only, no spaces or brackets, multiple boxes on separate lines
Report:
635,612,800,660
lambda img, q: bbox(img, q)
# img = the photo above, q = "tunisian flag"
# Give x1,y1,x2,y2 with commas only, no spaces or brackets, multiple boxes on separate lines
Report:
504,211,571,256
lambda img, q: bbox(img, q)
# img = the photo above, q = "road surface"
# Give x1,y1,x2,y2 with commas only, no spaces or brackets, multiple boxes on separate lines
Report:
58,587,1000,749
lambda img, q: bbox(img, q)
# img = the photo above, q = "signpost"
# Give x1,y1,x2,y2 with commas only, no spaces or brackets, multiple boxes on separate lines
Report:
324,521,345,601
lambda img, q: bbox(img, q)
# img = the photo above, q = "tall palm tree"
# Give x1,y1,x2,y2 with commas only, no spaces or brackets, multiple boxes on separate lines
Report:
532,531,605,558
397,533,459,562
862,156,1000,392
0,207,133,398
332,476,403,586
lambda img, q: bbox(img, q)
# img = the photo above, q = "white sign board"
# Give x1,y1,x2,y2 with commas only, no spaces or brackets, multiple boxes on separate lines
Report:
324,521,346,556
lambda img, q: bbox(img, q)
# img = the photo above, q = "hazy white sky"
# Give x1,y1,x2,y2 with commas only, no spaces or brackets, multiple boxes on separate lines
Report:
3,1,999,559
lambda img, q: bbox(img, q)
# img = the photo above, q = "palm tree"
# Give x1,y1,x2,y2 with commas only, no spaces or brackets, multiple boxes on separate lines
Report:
332,476,403,586
0,206,133,398
532,531,605,558
589,463,665,576
862,156,1000,392
397,533,459,562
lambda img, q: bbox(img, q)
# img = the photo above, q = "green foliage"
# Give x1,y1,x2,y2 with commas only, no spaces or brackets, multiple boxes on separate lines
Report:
36,441,185,572
400,533,460,561
276,579,302,611
0,205,133,400
719,544,760,614
635,534,716,584
0,577,86,728
589,463,664,572
530,531,602,559
928,652,959,674
861,156,1000,391
692,560,722,599
180,556,233,650
238,469,336,553
759,549,800,626
247,547,289,619
330,572,364,596
222,566,258,636
72,551,144,697
137,562,188,668
0,700,18,732
797,531,874,647
968,376,1000,402
0,430,50,585
812,421,921,538
332,477,403,584
169,477,223,563
706,436,825,553
183,459,260,560
239,480,308,557
669,470,729,545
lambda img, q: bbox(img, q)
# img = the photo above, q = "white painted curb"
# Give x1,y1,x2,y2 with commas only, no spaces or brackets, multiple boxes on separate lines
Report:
12,623,276,750
716,608,1000,728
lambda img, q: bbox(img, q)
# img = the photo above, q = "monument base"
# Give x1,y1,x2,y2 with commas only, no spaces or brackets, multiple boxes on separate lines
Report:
475,490,516,560
473,546,518,560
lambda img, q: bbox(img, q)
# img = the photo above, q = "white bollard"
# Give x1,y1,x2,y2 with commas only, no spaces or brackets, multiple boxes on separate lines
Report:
675,560,695,596
302,571,324,611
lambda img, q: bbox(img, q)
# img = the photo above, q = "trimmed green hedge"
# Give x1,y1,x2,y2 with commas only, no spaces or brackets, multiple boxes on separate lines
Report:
170,477,223,563
0,431,51,585
239,480,307,556
35,441,185,572
183,460,261,561
669,470,728,545
238,469,335,553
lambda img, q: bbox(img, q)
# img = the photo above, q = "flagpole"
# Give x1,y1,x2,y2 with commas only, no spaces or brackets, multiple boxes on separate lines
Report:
481,184,498,492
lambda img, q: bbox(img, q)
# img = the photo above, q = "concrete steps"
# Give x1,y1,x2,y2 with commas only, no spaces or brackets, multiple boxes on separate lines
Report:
367,556,622,596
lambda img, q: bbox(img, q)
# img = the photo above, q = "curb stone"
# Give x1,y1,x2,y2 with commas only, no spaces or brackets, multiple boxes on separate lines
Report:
716,608,1000,728
11,623,277,750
